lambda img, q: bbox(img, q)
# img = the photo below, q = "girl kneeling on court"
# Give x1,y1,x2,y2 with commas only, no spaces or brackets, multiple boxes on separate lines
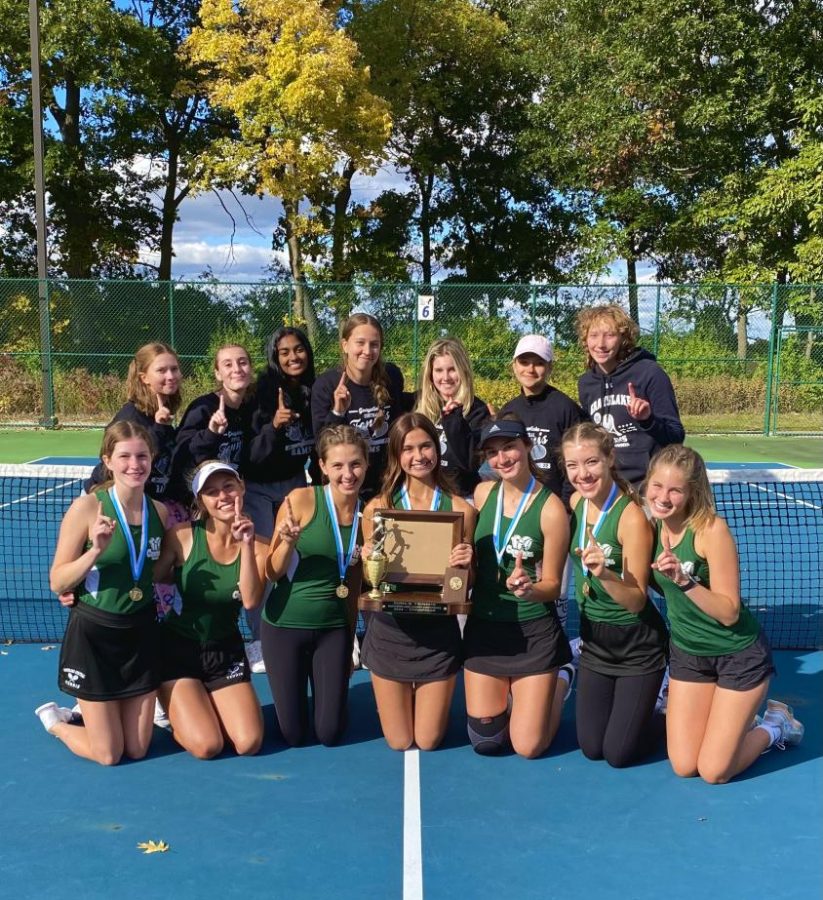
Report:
464,417,572,759
262,425,366,747
361,413,477,751
37,422,168,765
645,445,803,783
153,461,268,758
562,422,668,768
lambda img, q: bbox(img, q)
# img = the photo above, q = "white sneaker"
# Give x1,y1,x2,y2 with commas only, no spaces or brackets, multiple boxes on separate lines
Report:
247,640,266,674
763,699,804,749
351,635,361,671
153,698,171,730
35,701,72,733
569,636,583,663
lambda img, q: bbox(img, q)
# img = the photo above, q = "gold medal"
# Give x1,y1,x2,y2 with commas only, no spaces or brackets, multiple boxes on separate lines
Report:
129,586,143,602
335,583,349,599
449,576,464,591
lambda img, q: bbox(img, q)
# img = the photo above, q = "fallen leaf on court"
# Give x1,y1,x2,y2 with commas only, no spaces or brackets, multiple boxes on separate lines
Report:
137,840,169,854
2,639,13,646
40,645,57,651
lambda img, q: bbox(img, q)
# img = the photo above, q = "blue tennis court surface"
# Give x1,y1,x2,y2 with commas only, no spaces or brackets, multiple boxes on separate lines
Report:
1,646,820,900
27,455,99,466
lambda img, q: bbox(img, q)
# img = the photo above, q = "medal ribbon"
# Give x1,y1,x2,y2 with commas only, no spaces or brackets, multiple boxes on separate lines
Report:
109,486,149,587
324,486,361,585
579,482,619,576
399,484,441,511
493,476,536,565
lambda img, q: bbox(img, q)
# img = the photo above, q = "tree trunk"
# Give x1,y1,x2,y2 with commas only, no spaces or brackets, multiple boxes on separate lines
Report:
737,306,748,360
626,254,639,324
416,170,433,285
59,74,92,280
331,158,356,282
283,198,318,343
158,140,180,283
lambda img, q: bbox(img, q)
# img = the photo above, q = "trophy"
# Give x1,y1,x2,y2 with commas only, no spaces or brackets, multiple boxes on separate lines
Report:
364,512,389,600
358,509,470,615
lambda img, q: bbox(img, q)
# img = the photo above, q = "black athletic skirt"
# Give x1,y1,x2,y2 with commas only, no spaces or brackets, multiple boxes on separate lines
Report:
58,601,158,701
578,612,668,677
361,613,462,683
463,612,571,678
157,626,251,692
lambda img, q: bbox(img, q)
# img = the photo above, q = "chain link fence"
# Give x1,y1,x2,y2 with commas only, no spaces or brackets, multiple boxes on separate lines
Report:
1,279,821,434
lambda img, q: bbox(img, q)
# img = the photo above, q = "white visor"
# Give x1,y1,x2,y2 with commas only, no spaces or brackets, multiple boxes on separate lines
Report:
191,462,240,497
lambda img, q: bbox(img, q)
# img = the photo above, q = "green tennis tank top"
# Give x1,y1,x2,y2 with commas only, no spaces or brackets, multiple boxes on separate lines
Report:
471,482,552,623
651,523,759,656
79,489,163,615
569,494,648,626
390,487,453,512
169,520,243,642
263,486,359,629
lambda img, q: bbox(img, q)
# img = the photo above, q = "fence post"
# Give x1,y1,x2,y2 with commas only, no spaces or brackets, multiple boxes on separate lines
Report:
412,284,420,385
38,277,56,427
168,279,175,348
653,283,661,355
763,283,779,435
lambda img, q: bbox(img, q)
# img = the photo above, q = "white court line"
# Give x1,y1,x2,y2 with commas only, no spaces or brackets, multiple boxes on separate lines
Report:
751,482,822,511
0,479,82,511
403,749,423,900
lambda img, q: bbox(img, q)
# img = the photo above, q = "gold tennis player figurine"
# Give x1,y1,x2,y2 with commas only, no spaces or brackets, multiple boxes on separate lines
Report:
365,511,389,600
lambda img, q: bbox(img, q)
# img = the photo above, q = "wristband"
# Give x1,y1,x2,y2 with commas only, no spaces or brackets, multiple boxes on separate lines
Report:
680,574,699,591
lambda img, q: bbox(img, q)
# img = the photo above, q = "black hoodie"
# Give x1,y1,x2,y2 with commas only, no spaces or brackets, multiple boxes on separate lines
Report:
499,385,586,501
577,348,685,485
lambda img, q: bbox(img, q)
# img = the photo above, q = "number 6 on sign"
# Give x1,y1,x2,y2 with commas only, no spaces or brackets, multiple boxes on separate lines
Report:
417,294,434,321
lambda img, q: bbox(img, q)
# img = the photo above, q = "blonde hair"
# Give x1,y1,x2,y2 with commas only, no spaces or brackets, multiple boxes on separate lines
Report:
340,314,390,425
316,424,369,480
560,422,636,501
644,444,716,533
415,337,475,423
576,304,639,369
125,342,182,416
94,420,155,492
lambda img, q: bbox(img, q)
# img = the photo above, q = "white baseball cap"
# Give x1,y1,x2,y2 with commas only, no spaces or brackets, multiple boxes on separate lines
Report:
513,335,554,363
191,461,240,496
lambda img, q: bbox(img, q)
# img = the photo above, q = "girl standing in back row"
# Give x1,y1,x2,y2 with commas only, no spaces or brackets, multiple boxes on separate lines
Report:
311,314,404,501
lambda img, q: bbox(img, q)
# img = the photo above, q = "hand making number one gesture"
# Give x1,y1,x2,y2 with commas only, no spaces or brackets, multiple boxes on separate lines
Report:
230,496,255,545
277,495,302,545
577,524,606,578
652,525,690,587
273,388,296,429
208,392,229,435
332,371,351,417
154,392,173,425
506,551,533,598
626,382,651,421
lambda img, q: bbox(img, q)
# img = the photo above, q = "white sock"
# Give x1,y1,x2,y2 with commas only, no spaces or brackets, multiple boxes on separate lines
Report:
755,720,782,748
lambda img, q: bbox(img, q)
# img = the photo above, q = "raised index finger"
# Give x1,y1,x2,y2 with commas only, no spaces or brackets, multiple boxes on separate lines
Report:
662,525,672,553
278,387,286,408
286,495,295,522
628,382,637,399
586,525,597,547
234,496,242,519
338,370,347,388
218,392,226,413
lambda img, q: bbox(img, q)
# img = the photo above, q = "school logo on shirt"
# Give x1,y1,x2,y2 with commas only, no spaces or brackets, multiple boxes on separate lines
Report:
506,534,535,559
147,537,162,561
680,560,696,578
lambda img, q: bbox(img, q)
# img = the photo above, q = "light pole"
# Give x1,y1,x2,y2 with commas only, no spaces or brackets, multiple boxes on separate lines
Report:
29,0,56,426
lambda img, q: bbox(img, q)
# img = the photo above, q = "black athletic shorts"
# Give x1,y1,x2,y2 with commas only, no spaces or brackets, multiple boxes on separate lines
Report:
579,611,668,677
361,612,462,683
157,626,250,692
58,601,158,701
669,631,775,691
463,611,571,678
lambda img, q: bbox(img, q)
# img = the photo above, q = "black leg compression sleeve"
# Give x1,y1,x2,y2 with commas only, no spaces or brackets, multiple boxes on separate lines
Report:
467,710,510,755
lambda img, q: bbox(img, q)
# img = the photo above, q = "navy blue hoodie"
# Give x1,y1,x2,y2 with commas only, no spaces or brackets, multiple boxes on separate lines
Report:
577,348,685,485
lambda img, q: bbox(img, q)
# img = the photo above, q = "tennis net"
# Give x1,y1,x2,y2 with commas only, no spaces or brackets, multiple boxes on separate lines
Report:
1,464,821,649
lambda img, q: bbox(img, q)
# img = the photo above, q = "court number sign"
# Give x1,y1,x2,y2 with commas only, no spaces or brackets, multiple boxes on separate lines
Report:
417,295,434,321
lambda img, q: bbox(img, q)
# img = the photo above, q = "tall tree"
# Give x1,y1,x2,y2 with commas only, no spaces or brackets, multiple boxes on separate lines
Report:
183,0,391,332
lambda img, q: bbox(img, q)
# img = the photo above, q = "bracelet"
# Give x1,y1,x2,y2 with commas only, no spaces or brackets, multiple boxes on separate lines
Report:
679,574,699,591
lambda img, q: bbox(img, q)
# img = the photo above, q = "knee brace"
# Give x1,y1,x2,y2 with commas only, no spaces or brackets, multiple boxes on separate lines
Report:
467,711,510,755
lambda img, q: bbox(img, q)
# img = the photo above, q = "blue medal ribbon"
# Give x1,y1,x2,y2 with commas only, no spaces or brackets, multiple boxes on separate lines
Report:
108,487,149,586
492,476,536,565
324,486,361,584
579,482,619,576
399,484,441,511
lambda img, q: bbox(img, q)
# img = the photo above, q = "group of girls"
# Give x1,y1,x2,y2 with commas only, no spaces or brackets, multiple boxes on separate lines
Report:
35,305,803,783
